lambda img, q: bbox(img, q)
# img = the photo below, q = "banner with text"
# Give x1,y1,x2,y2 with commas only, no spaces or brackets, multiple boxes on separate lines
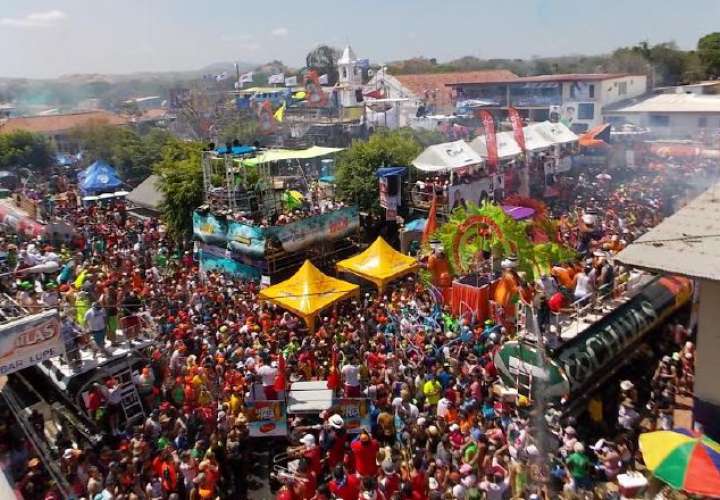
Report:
192,212,228,244
477,110,498,170
198,243,261,281
245,400,288,437
331,398,371,433
268,206,359,254
0,310,63,375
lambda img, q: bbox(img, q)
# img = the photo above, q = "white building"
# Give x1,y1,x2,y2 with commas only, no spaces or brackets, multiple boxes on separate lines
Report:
606,93,720,138
337,45,363,108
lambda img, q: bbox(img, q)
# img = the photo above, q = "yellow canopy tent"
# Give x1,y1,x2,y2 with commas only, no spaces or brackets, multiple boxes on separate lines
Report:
259,260,359,331
336,237,419,292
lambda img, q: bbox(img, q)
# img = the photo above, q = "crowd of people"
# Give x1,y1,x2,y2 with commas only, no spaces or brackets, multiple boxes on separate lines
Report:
0,150,711,500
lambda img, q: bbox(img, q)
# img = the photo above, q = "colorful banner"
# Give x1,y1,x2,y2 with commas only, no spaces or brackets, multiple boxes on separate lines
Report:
192,212,227,244
378,177,399,210
477,110,498,170
198,243,261,281
245,400,288,437
257,100,277,135
508,107,526,152
0,310,64,376
305,70,327,107
268,73,285,84
227,222,266,257
0,201,46,239
331,398,371,433
268,206,359,254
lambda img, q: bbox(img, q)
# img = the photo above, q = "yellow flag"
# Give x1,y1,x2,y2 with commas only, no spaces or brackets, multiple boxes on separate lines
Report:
274,102,286,122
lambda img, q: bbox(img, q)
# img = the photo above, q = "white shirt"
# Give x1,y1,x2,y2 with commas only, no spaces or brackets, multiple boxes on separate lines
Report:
480,478,509,500
84,307,107,331
342,364,359,386
257,364,278,386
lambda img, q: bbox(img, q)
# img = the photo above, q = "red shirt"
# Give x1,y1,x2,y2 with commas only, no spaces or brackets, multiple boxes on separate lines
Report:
410,470,428,500
381,473,401,499
303,447,323,480
351,438,380,477
327,431,348,469
548,292,566,313
329,473,360,500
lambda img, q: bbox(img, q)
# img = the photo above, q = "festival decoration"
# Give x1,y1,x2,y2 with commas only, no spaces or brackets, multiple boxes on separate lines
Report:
508,107,526,152
305,70,327,107
476,110,498,170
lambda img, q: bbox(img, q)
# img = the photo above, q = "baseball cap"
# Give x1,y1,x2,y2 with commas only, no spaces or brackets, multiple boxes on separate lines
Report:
329,414,344,429
300,434,316,446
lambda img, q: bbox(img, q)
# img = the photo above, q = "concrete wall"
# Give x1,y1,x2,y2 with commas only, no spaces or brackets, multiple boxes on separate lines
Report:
597,75,647,106
694,279,720,439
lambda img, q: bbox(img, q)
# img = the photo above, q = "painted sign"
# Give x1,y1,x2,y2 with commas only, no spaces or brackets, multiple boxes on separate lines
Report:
198,243,261,281
379,177,399,210
496,275,692,398
0,310,64,376
245,400,288,437
331,398,371,433
268,206,359,254
0,201,46,239
448,177,494,208
227,222,266,258
192,212,227,244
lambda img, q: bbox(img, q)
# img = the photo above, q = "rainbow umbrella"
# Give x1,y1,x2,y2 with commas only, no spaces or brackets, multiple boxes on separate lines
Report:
639,428,720,497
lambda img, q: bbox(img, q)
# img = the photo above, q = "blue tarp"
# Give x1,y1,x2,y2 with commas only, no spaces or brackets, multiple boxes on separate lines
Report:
405,218,426,232
78,160,122,194
215,145,257,155
376,166,407,178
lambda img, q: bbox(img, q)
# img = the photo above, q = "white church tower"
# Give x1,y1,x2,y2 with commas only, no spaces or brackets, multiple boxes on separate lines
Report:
337,45,362,107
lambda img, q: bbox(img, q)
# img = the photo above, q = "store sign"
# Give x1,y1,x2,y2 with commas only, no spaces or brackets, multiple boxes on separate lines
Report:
332,398,371,433
0,310,63,375
245,400,288,437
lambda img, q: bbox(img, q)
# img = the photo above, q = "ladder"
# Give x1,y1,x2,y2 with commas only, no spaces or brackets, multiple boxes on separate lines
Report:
114,367,146,425
515,367,534,402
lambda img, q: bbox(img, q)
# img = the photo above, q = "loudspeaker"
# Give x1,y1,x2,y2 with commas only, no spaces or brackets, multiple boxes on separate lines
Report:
355,89,364,102
386,175,399,196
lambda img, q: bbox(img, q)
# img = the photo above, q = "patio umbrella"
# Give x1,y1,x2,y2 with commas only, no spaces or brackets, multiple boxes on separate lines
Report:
639,428,720,497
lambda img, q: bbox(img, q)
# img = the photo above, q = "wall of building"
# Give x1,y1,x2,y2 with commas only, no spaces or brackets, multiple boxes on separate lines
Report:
694,279,720,440
597,76,647,106
607,112,720,138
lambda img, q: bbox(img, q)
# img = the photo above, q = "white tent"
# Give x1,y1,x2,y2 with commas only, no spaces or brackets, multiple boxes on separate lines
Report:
412,140,484,172
522,123,556,151
469,130,523,159
534,121,578,145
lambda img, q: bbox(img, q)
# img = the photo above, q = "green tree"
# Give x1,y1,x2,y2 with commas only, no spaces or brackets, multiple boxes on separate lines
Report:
154,139,205,239
71,123,174,181
335,129,422,213
0,131,54,172
306,45,341,85
698,32,720,78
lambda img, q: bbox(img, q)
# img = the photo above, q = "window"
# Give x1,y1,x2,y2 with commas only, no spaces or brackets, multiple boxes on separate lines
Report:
699,117,708,128
589,84,595,98
577,103,595,120
618,82,628,95
649,114,670,127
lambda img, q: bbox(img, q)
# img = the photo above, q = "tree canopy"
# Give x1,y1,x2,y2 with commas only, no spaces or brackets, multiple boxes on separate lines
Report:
70,123,174,183
335,129,422,213
306,45,341,85
698,32,720,78
0,131,54,173
153,139,205,239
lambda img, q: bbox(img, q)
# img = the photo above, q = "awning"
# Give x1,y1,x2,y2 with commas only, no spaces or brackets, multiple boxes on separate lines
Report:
470,131,523,159
376,166,407,177
523,123,556,151
242,146,344,167
127,175,164,211
412,140,484,172
215,145,257,155
336,237,419,291
534,121,578,145
259,260,358,329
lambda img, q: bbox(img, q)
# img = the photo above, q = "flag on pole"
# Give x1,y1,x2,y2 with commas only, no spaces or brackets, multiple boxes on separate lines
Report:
284,76,298,87
240,71,254,83
318,73,329,85
273,102,286,122
422,192,438,244
273,352,286,392
327,348,341,391
508,106,526,152
477,110,498,170
268,73,285,84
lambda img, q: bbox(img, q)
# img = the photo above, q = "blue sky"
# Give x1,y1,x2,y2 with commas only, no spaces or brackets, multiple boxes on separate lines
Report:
1,0,719,78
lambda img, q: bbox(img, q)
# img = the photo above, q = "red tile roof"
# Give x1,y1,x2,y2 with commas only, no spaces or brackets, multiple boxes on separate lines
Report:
0,110,129,135
448,73,637,86
393,70,518,108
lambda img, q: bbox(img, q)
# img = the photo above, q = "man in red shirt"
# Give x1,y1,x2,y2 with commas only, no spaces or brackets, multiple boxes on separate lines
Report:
350,430,379,478
298,434,322,481
328,465,360,500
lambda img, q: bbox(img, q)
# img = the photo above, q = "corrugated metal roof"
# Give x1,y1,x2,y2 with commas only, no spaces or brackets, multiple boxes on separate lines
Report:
614,93,720,113
447,73,635,87
616,183,720,280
